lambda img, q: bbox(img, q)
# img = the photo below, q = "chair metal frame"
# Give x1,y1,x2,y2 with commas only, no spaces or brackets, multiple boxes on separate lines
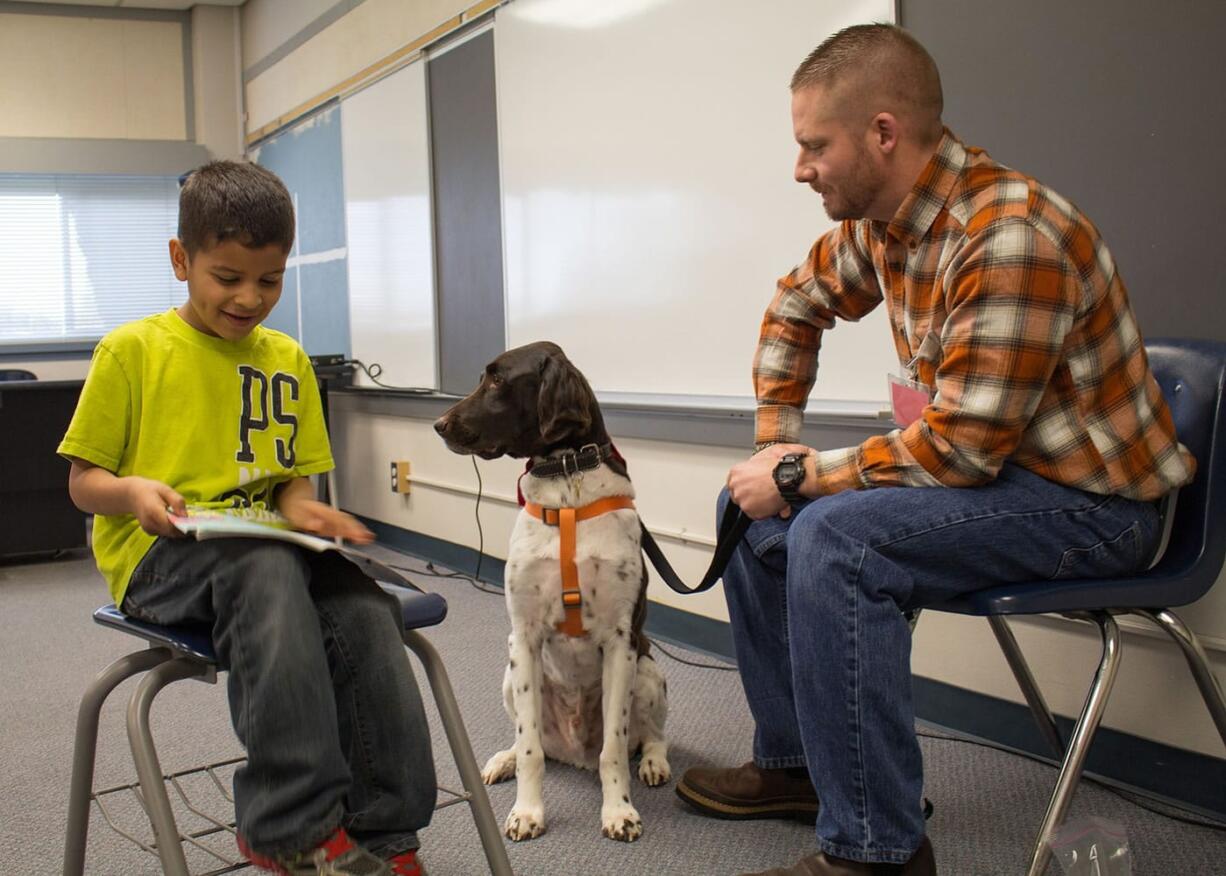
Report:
927,339,1226,876
63,586,513,876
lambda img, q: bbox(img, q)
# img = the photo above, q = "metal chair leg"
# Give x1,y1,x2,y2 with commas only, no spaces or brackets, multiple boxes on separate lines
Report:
1132,608,1226,749
1026,613,1122,876
987,615,1065,759
63,648,172,876
126,657,212,876
404,629,513,876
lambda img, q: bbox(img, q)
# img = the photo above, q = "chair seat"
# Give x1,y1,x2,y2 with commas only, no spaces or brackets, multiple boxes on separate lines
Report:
928,566,1204,617
93,604,217,663
92,585,448,665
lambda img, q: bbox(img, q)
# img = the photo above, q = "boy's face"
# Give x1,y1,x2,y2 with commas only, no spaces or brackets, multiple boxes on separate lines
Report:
170,237,288,341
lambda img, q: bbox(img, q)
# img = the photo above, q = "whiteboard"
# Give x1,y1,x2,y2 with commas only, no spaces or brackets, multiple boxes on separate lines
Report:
496,0,896,404
341,60,437,390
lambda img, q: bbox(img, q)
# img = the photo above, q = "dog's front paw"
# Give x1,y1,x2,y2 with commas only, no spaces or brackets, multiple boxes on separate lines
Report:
638,754,671,786
482,749,516,785
504,807,546,841
601,802,643,842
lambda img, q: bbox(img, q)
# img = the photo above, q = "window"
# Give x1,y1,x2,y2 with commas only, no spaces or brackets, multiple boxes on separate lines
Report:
0,174,179,346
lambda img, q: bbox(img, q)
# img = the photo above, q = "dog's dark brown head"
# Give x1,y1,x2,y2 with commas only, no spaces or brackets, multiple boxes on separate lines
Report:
434,341,613,462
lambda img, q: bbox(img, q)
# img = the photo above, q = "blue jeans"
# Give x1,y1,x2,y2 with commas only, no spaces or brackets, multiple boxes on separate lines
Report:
719,464,1160,865
122,537,437,859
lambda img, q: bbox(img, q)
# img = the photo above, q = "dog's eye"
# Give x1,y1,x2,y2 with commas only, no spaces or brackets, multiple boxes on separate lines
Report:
487,373,503,387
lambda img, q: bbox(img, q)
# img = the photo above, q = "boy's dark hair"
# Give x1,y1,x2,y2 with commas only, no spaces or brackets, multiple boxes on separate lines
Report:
177,160,295,255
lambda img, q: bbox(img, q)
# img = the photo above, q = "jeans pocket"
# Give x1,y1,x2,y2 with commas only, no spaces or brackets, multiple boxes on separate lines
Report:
1052,522,1142,580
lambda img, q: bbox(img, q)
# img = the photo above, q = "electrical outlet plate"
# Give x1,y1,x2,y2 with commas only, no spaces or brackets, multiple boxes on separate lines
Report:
390,460,411,494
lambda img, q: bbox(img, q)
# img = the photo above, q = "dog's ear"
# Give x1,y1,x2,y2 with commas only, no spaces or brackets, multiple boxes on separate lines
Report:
538,352,594,446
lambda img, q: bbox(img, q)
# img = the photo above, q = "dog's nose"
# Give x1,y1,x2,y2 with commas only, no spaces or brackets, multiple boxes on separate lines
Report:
433,416,450,436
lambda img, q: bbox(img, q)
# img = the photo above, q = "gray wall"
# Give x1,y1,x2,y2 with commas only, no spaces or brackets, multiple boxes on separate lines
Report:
901,0,1226,342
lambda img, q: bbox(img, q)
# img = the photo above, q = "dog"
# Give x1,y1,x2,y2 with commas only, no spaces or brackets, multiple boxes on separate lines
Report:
434,341,670,842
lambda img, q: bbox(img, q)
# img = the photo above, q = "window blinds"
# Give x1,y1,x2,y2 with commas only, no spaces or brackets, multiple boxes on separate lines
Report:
0,174,180,345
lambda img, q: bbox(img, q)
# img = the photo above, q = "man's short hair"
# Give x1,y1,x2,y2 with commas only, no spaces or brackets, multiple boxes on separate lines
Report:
177,160,295,255
791,23,944,145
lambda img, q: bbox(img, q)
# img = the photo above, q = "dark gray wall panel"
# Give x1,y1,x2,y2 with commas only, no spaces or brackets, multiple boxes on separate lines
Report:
901,0,1225,341
429,30,507,395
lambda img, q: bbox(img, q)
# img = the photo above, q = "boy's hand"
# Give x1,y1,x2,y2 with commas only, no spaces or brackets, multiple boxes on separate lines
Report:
281,498,375,544
126,477,187,538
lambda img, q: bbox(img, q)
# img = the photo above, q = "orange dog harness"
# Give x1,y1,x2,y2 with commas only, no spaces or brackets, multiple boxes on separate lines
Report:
522,496,637,636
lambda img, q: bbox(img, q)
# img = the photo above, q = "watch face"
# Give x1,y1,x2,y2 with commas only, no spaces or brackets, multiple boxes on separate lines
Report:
774,456,805,489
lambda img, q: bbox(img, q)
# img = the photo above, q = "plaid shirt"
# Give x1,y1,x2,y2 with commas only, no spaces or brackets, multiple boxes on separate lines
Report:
755,131,1195,500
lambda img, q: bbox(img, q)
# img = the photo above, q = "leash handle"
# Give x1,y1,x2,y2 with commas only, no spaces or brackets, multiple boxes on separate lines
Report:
640,499,751,595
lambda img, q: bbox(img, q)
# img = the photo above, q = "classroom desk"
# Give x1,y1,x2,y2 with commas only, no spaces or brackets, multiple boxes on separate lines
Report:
0,379,88,557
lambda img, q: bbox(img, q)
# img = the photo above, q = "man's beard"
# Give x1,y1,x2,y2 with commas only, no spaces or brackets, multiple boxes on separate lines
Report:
820,144,884,221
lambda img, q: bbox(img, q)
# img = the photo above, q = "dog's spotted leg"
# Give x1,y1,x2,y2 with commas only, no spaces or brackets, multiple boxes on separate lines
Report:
482,667,518,784
632,653,671,786
598,629,643,841
505,631,547,841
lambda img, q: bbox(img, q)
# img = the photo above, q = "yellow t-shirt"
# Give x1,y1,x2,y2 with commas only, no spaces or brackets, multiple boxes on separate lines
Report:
58,309,334,604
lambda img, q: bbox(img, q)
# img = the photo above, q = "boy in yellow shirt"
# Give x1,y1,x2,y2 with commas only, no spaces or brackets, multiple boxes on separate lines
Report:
59,161,433,876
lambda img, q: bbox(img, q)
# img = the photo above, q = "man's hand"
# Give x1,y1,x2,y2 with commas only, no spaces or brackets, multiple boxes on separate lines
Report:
280,497,375,544
726,443,814,520
126,477,187,538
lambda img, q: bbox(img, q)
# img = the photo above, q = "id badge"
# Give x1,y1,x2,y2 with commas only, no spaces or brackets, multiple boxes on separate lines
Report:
888,373,932,428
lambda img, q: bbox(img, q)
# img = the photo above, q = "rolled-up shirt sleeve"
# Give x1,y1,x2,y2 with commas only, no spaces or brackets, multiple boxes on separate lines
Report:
754,221,883,444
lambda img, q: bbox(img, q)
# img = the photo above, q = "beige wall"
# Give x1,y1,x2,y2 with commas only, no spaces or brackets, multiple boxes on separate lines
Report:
0,12,186,140
0,6,240,162
241,0,479,136
192,5,244,161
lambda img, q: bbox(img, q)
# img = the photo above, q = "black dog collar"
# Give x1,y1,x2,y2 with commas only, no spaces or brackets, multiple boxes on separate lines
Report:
529,443,615,479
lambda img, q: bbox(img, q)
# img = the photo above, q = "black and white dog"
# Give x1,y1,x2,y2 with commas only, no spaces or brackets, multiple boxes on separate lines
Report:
435,342,670,842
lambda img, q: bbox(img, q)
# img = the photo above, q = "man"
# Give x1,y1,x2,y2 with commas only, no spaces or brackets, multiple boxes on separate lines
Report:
674,23,1193,876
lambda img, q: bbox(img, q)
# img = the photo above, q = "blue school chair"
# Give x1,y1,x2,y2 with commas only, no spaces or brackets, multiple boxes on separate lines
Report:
63,582,513,876
925,338,1226,876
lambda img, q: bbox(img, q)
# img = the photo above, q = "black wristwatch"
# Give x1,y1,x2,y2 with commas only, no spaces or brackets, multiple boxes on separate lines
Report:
772,452,808,504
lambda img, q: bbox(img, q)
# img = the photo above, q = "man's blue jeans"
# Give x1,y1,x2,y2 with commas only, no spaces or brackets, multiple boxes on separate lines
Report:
122,537,437,859
720,464,1160,865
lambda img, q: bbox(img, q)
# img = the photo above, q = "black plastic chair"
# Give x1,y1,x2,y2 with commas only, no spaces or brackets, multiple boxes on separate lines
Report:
926,338,1226,875
0,368,36,381
64,582,513,876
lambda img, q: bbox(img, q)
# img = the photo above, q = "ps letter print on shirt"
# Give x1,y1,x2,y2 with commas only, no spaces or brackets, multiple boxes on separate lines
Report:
235,365,300,468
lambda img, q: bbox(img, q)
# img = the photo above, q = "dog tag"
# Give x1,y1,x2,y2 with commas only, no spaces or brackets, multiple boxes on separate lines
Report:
888,373,932,428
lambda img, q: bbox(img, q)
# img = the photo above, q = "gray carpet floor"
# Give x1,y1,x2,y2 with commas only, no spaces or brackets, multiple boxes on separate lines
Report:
2,545,1225,875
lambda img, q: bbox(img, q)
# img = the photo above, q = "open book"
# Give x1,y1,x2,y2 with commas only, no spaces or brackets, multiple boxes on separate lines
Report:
169,506,418,591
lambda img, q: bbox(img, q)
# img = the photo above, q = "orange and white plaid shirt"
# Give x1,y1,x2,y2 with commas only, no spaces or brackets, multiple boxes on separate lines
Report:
755,131,1194,501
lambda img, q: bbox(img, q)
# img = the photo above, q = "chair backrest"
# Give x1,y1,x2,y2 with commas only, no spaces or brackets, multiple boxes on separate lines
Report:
0,369,36,381
1145,338,1226,604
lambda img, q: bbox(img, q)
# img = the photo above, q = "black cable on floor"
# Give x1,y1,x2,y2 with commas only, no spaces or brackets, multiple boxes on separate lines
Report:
648,637,738,671
384,455,497,595
385,560,503,596
470,456,485,584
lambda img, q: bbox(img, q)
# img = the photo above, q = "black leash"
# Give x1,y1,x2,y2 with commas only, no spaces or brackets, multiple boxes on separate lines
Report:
639,499,753,594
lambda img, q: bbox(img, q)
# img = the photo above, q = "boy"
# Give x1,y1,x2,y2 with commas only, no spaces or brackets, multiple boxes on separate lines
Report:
59,161,435,876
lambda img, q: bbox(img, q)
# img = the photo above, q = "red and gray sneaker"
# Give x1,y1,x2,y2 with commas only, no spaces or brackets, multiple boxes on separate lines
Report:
388,849,426,876
237,827,390,875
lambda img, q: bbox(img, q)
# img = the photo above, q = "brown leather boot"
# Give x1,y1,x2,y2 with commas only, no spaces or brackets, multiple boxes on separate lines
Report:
738,836,936,876
676,761,819,823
